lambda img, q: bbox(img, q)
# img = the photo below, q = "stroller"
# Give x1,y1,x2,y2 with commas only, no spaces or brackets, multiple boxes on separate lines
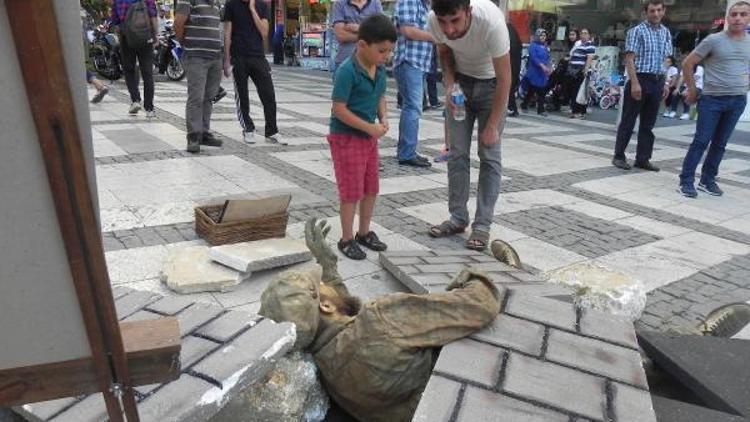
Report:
284,35,300,67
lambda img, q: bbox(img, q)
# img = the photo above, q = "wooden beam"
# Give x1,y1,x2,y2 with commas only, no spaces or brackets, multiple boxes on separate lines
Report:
0,318,181,407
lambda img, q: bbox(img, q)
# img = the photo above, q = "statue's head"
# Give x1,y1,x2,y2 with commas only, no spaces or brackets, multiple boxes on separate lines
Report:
260,268,322,351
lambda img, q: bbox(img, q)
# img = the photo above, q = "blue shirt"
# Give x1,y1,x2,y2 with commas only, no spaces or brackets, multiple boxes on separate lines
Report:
393,0,432,72
525,40,550,88
330,56,387,139
330,0,383,66
625,21,673,75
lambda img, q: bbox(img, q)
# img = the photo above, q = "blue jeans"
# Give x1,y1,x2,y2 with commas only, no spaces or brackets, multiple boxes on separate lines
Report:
394,62,425,161
679,95,747,186
447,74,503,233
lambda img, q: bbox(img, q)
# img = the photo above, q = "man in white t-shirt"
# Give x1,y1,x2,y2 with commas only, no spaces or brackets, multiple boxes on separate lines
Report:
426,0,511,251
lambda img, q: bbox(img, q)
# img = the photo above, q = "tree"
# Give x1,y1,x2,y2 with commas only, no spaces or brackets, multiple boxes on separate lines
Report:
80,0,110,22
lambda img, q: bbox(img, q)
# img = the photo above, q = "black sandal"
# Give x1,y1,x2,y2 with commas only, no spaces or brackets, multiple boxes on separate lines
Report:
429,220,466,238
356,231,388,252
338,238,367,260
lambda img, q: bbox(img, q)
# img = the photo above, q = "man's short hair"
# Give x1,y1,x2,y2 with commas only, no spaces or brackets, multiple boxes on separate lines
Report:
358,14,397,44
432,0,470,17
644,0,665,11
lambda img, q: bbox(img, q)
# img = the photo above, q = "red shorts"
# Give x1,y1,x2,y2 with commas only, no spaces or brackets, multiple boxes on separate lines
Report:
327,134,379,203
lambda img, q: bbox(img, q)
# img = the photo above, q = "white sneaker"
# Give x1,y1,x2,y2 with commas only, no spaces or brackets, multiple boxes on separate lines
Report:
679,113,690,120
266,133,288,145
129,102,141,114
662,111,671,117
243,131,256,144
668,111,677,118
145,110,156,119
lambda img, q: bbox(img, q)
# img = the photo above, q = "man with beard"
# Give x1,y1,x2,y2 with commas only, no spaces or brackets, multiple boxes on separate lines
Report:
259,218,503,421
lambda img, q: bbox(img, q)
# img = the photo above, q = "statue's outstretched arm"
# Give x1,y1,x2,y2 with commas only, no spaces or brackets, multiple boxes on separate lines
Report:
305,218,348,294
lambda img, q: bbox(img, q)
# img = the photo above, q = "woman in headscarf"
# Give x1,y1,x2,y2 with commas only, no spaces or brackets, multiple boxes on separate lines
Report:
520,28,552,116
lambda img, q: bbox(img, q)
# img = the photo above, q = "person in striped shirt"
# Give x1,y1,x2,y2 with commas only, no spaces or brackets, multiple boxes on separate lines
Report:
175,0,224,153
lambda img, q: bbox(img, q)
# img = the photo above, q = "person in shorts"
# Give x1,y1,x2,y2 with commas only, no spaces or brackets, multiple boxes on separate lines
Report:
327,14,396,260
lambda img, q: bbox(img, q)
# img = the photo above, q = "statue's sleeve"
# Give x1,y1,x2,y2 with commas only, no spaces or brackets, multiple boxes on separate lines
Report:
371,278,504,349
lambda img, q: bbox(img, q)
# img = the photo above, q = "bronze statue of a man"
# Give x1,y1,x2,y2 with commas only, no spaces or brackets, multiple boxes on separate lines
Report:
260,218,504,421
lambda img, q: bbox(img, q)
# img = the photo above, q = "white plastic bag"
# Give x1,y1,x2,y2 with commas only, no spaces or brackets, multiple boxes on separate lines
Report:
575,75,589,106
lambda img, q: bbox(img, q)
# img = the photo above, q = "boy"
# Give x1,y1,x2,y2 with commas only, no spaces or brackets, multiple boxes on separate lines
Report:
328,14,396,260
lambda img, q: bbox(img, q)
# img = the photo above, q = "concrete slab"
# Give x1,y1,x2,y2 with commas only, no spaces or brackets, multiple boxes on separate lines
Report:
209,238,312,273
161,246,249,294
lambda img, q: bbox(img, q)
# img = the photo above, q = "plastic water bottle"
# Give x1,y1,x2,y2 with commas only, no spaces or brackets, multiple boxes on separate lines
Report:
451,85,466,121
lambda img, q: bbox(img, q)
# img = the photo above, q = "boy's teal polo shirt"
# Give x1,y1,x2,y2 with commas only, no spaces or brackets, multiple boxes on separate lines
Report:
329,55,387,139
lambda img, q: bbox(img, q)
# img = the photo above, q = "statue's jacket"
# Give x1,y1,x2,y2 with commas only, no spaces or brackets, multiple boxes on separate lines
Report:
309,277,502,422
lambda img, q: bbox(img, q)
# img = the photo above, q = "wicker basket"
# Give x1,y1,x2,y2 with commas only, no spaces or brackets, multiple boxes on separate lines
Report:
194,204,288,246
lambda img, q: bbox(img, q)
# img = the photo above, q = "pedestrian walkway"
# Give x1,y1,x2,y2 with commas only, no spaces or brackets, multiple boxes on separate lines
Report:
89,66,750,333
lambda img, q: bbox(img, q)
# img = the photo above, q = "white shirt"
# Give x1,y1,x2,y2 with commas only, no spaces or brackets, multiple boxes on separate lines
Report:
428,0,510,79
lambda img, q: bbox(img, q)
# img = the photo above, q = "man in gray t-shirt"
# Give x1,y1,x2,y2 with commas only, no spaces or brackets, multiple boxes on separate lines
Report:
330,0,383,71
678,0,750,198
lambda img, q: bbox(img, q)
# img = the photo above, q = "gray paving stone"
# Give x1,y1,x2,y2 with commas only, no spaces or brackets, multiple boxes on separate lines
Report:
115,290,162,320
470,314,545,356
579,308,639,349
195,311,261,342
380,250,436,258
545,329,647,388
433,338,504,388
422,256,473,264
415,264,467,274
612,382,657,422
137,375,215,422
457,387,568,422
387,257,426,265
192,319,295,388
122,309,163,322
411,375,462,422
13,397,78,421
181,335,220,369
146,295,197,316
411,274,455,286
502,352,606,421
176,303,225,337
47,394,106,422
504,292,577,331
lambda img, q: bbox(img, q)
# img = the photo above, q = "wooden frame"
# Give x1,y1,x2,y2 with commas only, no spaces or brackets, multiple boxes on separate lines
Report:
1,2,181,420
0,319,181,407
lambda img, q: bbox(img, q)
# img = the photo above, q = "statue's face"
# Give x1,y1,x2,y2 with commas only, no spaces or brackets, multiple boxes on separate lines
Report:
319,283,362,317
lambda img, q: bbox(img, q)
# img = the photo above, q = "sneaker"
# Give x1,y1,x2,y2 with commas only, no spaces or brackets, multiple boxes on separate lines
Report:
698,181,723,196
90,87,109,104
612,158,632,170
633,161,660,172
145,109,157,119
266,133,288,145
201,132,223,147
668,111,677,118
243,131,256,144
355,231,388,252
678,183,697,198
415,154,430,163
338,238,366,260
680,113,690,120
662,111,671,118
129,102,142,114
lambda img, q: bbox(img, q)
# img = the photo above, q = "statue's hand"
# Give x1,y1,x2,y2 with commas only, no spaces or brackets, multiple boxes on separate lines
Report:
305,218,338,269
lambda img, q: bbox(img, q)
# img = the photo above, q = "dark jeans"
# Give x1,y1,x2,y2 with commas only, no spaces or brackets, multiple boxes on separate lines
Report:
425,70,440,106
569,72,587,114
614,74,663,163
679,95,747,186
232,55,278,137
521,84,547,113
120,35,154,111
508,77,519,113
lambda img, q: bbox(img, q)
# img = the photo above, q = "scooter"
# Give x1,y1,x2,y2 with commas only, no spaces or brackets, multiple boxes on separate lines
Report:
88,22,122,81
155,25,185,81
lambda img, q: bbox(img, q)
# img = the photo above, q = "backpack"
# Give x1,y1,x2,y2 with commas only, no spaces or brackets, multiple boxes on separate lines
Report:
123,0,152,47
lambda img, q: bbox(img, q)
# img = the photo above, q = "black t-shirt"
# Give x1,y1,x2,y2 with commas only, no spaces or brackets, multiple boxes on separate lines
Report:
223,0,269,58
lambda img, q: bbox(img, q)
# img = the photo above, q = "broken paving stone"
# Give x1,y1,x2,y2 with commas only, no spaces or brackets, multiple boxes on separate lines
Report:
546,262,647,321
211,352,329,422
209,238,312,273
161,246,249,294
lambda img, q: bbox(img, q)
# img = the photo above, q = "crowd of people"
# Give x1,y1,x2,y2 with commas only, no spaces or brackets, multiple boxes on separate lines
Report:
96,0,748,260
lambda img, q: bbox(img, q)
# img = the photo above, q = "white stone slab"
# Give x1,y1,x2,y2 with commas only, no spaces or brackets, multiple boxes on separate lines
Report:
209,238,313,273
613,216,692,239
161,246,249,294
511,236,588,273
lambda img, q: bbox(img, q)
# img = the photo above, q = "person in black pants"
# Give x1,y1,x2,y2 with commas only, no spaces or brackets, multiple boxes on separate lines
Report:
223,0,284,144
506,21,522,117
612,0,672,171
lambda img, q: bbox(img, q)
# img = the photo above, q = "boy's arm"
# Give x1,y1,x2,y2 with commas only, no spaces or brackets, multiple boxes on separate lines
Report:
377,96,388,132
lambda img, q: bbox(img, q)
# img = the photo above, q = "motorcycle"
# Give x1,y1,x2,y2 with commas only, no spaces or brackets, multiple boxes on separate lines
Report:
154,25,185,81
88,22,122,81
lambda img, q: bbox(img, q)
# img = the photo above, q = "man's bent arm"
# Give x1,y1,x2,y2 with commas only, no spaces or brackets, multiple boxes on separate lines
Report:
438,43,455,92
334,22,359,43
249,4,269,39
224,21,233,62
173,13,188,43
401,25,435,42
